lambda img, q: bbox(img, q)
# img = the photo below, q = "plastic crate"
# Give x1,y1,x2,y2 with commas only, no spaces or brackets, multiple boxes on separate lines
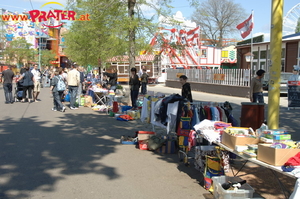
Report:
212,176,254,199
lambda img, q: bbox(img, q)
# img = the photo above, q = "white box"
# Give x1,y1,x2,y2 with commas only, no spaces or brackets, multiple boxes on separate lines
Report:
212,176,254,199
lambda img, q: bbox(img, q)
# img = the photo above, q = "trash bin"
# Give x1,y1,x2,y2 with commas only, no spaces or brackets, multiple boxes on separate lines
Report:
240,102,265,130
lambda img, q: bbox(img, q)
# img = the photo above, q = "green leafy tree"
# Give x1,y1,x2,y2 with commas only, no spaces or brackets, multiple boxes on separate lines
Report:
3,38,34,66
295,17,300,34
191,0,246,47
40,49,57,67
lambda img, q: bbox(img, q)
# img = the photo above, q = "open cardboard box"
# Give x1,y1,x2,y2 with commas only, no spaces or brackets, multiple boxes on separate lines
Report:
257,144,300,166
221,132,259,150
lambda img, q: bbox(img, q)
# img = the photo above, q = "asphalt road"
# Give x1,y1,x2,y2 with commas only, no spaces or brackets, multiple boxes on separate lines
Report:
0,86,209,199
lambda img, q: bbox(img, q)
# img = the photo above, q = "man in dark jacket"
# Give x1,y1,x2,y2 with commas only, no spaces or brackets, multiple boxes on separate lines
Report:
179,75,193,102
1,66,14,104
103,68,118,90
129,68,140,109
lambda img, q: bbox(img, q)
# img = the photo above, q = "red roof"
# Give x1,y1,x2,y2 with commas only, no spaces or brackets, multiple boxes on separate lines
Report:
107,55,155,62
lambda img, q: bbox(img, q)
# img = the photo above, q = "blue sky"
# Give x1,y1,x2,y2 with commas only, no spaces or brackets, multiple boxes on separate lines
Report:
1,0,300,41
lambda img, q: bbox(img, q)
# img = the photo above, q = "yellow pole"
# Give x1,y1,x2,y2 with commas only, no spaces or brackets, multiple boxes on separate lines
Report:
268,0,283,129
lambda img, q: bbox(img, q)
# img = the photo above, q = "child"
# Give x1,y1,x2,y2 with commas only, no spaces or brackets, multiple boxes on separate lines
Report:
179,75,193,102
140,68,148,94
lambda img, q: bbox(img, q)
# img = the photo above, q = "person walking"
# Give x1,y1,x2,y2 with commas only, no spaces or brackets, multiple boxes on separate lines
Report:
140,68,148,94
250,69,266,103
77,66,84,106
179,75,193,102
17,66,35,103
50,71,66,112
129,68,140,110
31,64,42,102
67,64,80,110
1,66,14,104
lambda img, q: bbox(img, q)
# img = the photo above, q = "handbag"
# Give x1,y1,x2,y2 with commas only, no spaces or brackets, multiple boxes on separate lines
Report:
148,135,166,151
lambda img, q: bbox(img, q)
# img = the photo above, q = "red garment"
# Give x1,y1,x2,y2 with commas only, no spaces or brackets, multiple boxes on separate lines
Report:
216,106,223,121
204,106,212,120
284,152,300,166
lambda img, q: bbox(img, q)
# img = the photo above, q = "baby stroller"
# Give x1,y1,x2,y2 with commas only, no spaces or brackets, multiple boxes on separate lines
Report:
14,82,23,102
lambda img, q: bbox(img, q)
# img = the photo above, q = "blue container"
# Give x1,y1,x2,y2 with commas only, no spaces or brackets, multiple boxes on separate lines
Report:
121,106,132,113
64,94,70,102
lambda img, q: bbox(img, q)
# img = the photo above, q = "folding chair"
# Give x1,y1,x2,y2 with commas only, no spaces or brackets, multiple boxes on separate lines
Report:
94,92,106,105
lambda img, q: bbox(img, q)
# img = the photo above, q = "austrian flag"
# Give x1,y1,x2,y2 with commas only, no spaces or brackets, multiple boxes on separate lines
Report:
236,14,254,39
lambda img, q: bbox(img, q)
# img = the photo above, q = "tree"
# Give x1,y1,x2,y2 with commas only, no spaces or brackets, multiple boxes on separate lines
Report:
64,0,129,68
191,0,246,47
65,0,175,70
295,17,300,34
40,49,57,67
3,38,34,67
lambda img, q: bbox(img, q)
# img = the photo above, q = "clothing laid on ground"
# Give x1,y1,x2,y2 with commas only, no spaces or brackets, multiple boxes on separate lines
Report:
182,83,193,102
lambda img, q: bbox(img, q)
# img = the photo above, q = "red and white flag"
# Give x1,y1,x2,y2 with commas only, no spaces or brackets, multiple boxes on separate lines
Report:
236,14,254,39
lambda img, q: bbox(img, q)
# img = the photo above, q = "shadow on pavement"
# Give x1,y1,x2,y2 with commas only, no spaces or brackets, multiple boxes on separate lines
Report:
0,113,128,198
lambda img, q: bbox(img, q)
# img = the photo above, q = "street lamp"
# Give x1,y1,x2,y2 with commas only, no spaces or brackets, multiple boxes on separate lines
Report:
245,52,254,63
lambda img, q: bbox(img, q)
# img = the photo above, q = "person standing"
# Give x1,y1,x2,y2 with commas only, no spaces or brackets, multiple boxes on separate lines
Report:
138,65,145,78
1,66,14,104
179,75,193,102
288,68,300,81
67,64,80,110
17,66,35,103
140,68,148,94
129,68,140,110
50,71,66,112
250,69,265,103
31,64,41,102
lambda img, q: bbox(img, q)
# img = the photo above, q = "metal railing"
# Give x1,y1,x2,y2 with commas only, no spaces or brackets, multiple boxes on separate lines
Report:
167,69,251,87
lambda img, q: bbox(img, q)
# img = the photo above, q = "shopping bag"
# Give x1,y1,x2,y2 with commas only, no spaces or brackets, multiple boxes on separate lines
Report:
84,96,93,107
64,93,70,102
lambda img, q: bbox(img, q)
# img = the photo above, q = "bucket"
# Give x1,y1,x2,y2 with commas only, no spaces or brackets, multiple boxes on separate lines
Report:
109,111,115,117
139,140,149,150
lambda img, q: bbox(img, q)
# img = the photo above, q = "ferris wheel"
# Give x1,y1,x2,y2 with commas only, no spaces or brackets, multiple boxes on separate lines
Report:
283,3,300,36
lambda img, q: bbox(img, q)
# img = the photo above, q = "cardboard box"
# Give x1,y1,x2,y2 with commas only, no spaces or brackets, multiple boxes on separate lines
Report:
257,144,300,166
221,132,259,150
137,131,155,141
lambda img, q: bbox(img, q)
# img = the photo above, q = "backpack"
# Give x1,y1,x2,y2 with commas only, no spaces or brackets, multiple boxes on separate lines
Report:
56,76,66,91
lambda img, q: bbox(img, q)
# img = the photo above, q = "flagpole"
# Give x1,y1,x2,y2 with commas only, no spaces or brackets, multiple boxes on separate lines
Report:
251,10,254,76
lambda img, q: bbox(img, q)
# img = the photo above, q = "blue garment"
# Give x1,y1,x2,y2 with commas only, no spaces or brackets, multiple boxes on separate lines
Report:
191,106,200,129
210,107,215,121
253,92,264,103
69,86,78,108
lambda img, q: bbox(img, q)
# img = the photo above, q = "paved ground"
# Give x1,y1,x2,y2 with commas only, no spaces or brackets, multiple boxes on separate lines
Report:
0,86,209,199
0,83,297,199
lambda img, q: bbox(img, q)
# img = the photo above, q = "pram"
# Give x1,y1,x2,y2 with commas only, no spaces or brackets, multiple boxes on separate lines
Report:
14,82,23,102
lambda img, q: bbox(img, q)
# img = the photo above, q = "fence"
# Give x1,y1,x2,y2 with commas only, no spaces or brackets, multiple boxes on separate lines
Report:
166,69,251,87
